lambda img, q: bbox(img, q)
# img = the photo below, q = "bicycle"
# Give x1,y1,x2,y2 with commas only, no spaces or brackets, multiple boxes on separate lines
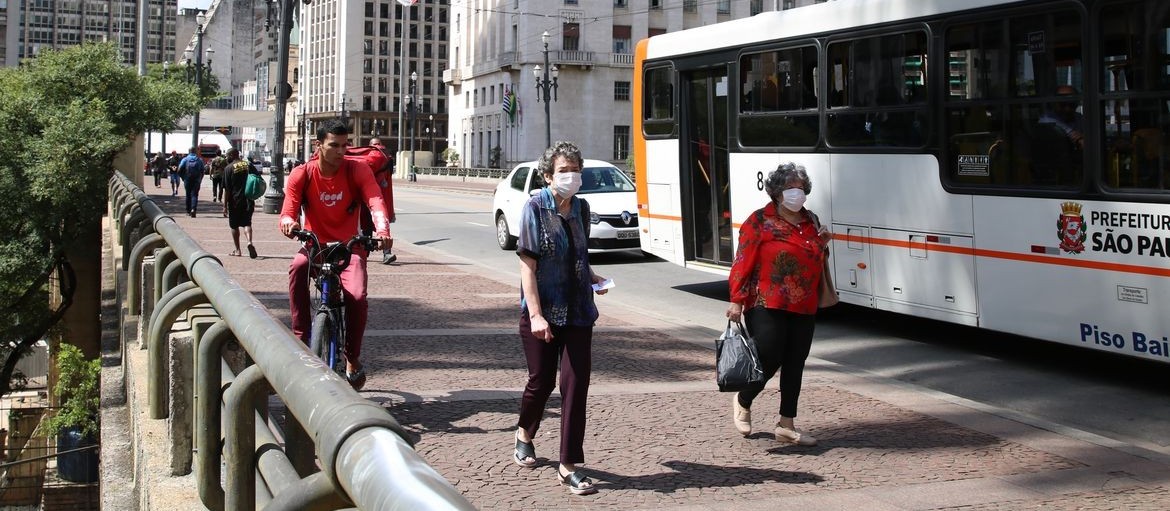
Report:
290,228,377,382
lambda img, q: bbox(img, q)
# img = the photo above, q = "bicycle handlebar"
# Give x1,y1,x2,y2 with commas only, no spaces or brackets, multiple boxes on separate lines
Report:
291,228,380,257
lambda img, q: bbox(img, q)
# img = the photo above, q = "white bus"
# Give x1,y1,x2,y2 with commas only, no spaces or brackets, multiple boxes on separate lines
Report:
632,0,1170,362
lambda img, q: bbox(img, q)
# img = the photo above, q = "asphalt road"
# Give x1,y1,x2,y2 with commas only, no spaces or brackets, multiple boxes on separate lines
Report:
390,184,1170,456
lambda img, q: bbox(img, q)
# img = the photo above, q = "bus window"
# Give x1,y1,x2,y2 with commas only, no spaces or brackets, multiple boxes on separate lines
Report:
1099,0,1170,191
643,66,675,137
945,10,1084,188
738,45,818,147
826,31,928,148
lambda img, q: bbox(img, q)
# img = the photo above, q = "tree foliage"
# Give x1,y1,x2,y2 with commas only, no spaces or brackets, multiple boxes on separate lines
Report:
43,343,100,437
0,42,202,395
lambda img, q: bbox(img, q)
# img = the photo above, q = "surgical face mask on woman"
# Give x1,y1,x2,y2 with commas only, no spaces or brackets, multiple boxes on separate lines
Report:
780,187,806,212
552,172,583,198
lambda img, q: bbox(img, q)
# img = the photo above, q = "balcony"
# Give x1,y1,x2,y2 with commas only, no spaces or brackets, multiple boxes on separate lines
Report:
553,50,594,68
498,51,520,71
611,53,633,67
442,67,461,85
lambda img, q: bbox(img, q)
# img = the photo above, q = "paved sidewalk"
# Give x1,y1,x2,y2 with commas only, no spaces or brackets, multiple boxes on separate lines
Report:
152,183,1170,510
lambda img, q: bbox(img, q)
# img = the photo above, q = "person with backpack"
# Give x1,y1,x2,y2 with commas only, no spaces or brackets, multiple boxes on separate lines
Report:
179,147,207,217
279,119,391,390
221,148,262,258
209,150,228,205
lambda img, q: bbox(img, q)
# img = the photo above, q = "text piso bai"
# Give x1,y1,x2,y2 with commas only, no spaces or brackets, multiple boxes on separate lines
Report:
1080,323,1170,358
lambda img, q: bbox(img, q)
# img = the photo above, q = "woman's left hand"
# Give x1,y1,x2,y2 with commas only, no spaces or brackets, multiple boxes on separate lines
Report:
592,274,608,295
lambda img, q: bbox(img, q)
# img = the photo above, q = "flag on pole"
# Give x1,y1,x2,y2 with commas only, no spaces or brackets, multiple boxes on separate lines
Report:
502,88,517,125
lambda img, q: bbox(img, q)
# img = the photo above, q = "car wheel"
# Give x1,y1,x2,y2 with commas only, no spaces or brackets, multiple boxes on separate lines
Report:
496,214,517,250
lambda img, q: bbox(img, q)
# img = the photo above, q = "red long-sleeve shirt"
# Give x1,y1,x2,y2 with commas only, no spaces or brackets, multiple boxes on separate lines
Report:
728,202,826,315
279,157,390,244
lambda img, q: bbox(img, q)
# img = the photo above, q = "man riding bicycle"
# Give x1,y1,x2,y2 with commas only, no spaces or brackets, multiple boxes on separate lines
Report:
279,119,391,390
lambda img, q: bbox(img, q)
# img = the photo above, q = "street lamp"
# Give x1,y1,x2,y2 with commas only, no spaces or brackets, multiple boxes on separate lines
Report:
186,12,213,149
162,60,170,156
428,114,435,157
407,71,418,181
534,30,559,149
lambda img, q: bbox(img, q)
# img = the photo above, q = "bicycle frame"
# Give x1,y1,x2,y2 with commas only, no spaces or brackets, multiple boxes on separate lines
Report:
292,229,373,377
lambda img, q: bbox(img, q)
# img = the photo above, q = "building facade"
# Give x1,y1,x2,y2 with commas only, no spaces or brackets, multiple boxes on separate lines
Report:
1,0,176,67
298,0,450,159
446,0,826,169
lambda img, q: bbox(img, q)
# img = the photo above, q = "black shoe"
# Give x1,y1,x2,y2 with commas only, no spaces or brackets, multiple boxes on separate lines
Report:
382,252,397,265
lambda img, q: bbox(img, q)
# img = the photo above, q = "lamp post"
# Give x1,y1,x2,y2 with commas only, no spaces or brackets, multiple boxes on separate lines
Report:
407,71,417,181
534,30,559,150
161,60,169,156
428,114,435,156
186,12,213,149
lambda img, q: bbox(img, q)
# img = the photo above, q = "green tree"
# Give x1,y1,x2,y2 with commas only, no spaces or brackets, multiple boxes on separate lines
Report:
0,42,203,395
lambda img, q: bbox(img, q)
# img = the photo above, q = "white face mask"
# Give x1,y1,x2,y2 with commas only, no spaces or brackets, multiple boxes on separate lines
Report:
780,188,806,212
552,172,582,198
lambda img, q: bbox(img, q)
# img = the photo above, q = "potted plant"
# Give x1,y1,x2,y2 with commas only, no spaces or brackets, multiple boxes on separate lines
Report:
44,343,100,483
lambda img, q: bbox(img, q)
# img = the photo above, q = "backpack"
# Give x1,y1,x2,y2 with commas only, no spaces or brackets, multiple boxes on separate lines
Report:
209,156,229,177
244,172,267,200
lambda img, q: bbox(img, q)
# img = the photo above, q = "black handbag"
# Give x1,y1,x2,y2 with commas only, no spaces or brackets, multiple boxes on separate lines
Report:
715,320,766,392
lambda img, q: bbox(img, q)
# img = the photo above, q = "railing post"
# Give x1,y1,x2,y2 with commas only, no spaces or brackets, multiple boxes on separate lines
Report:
224,365,268,511
128,233,165,316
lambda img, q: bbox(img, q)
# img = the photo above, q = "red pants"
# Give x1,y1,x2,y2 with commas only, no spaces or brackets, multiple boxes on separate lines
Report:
516,314,593,464
288,247,369,361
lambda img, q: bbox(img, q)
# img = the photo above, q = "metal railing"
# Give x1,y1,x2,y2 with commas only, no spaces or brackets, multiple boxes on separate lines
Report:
412,166,509,181
108,172,475,511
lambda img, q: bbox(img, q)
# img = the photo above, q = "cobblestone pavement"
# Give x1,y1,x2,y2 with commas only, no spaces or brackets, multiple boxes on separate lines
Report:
152,181,1170,510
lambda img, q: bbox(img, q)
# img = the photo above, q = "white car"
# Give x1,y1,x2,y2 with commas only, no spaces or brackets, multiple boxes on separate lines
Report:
492,159,641,253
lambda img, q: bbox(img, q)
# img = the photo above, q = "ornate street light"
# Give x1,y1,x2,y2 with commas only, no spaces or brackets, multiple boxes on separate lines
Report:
186,12,213,149
533,30,559,150
407,71,418,181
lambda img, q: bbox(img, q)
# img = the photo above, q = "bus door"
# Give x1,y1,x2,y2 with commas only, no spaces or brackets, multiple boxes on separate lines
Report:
682,68,732,265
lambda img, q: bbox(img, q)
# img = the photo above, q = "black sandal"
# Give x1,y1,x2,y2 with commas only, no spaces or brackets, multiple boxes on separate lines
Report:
557,469,597,496
346,368,367,390
513,436,537,468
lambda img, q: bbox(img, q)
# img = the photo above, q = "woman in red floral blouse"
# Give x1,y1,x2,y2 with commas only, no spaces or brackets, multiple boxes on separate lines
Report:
725,162,831,446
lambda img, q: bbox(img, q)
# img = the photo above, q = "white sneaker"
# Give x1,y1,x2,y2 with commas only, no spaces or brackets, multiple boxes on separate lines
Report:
732,394,751,436
775,423,817,446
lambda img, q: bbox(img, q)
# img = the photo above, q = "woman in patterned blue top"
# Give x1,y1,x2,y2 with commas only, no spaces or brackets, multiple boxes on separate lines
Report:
512,141,609,496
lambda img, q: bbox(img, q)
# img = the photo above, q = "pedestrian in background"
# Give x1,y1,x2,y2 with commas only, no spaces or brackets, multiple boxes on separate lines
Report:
512,141,608,496
209,149,228,204
168,150,182,196
179,147,206,217
725,162,830,446
221,148,260,258
368,137,397,264
151,152,168,188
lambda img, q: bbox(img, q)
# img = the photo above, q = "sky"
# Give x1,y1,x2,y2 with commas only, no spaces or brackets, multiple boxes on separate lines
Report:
177,0,213,9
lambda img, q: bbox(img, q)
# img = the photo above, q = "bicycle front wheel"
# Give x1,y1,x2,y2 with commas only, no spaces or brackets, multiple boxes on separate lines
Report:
309,311,331,364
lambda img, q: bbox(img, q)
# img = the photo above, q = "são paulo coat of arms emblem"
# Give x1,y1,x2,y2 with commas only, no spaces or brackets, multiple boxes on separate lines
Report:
1057,201,1086,254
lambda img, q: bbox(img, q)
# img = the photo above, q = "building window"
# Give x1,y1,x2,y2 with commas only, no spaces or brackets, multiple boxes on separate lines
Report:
614,81,630,101
717,0,730,14
684,0,697,13
650,0,661,10
614,0,627,7
563,23,580,51
365,2,374,17
613,126,630,160
613,25,631,54
750,0,762,15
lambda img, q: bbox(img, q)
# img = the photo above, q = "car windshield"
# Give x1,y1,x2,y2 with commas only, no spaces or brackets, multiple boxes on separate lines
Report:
579,166,635,194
